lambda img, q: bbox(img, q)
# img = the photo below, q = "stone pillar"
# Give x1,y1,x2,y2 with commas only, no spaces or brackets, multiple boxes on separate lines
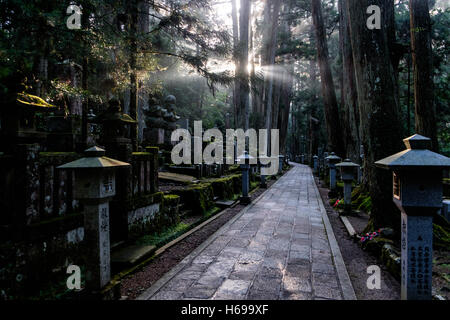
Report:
84,200,111,290
357,166,362,184
375,134,450,300
278,155,284,175
343,182,352,212
146,146,159,193
330,165,337,191
401,212,433,300
442,200,450,221
58,147,130,292
313,155,318,175
240,164,251,204
260,174,267,188
336,159,359,214
326,153,341,197
238,151,254,205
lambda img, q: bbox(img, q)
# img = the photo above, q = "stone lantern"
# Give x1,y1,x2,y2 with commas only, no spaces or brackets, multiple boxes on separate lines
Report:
237,151,255,204
278,155,285,175
58,146,130,292
324,152,329,167
326,152,342,196
375,134,450,300
313,155,319,176
336,159,360,215
93,99,136,160
258,155,270,189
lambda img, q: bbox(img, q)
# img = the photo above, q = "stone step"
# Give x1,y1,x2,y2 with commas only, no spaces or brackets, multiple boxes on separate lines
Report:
215,199,236,209
158,172,197,184
111,244,156,269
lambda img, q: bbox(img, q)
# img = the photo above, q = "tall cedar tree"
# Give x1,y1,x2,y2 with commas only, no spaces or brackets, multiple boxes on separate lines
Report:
238,0,251,130
410,0,439,151
231,0,240,128
311,0,346,157
339,0,360,162
346,0,403,229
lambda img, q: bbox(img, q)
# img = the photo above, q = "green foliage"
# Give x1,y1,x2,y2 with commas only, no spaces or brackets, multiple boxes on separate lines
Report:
395,3,450,154
351,186,372,213
434,224,450,251
137,222,190,247
0,0,232,117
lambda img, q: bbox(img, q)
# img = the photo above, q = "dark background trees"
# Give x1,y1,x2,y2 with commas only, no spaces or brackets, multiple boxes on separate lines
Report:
0,0,448,231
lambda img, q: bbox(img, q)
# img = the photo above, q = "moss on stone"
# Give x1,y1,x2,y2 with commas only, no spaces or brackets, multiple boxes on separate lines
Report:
358,196,372,213
381,244,401,280
163,194,180,207
351,185,372,213
362,237,394,256
211,176,235,200
172,183,214,215
434,224,450,250
38,152,80,166
145,146,159,153
125,192,164,211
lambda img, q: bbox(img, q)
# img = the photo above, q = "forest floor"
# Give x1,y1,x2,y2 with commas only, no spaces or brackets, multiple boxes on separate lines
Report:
316,179,401,300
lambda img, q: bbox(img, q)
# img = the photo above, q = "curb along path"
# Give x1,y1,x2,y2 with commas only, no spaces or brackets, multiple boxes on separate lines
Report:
138,163,356,300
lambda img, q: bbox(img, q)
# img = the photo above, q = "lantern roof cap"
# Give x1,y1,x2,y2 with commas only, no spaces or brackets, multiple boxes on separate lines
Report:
336,159,360,168
57,146,130,170
237,151,255,160
375,135,450,169
326,152,341,161
237,151,256,164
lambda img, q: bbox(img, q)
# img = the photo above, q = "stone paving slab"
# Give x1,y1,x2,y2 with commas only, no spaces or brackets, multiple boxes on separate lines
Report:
138,164,356,300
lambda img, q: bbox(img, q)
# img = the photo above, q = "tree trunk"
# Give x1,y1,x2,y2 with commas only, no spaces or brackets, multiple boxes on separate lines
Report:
231,0,240,129
278,3,294,155
406,52,412,136
238,0,251,131
339,0,360,162
410,0,439,151
262,0,282,149
311,0,345,157
346,0,404,229
129,0,139,151
308,27,320,162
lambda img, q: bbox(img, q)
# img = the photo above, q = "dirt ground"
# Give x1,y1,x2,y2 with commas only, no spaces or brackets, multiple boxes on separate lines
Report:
315,178,402,300
119,179,276,300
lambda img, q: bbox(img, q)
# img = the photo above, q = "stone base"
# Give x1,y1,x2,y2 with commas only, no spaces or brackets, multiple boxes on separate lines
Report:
338,208,359,217
328,190,338,198
240,196,252,205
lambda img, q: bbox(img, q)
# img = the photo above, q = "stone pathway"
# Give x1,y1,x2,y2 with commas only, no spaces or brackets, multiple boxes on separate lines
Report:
138,164,356,300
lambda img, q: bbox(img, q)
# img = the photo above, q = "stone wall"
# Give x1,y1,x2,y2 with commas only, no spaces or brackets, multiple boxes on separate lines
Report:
0,144,166,299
